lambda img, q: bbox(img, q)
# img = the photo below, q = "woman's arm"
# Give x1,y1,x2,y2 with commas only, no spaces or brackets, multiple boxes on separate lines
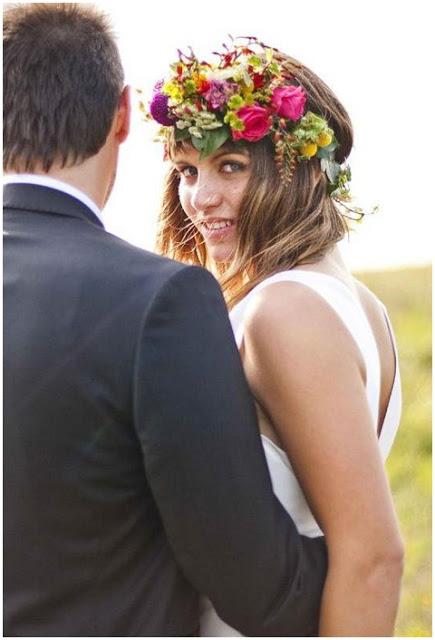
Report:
242,282,404,637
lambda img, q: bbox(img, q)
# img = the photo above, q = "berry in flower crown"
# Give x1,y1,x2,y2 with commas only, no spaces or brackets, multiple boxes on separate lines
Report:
141,37,352,201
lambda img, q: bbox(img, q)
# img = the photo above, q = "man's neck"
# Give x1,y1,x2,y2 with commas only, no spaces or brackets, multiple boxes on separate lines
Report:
7,145,116,211
42,157,111,211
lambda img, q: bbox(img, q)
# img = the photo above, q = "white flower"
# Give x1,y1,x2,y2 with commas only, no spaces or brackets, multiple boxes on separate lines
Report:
205,67,236,82
201,121,224,130
188,126,203,138
198,111,217,122
182,103,199,115
176,120,190,130
232,64,254,90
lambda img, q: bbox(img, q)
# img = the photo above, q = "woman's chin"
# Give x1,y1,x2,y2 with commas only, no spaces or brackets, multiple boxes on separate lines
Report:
208,244,235,265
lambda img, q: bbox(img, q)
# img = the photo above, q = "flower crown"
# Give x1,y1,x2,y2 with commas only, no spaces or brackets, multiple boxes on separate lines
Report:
142,37,352,201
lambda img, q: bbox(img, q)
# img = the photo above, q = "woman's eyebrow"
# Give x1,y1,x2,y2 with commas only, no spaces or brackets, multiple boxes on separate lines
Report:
213,149,249,159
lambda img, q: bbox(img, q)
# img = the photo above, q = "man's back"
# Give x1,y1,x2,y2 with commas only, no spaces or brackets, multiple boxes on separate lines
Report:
4,184,201,635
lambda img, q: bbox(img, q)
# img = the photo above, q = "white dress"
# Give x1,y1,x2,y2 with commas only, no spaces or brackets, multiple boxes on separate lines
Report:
200,270,402,637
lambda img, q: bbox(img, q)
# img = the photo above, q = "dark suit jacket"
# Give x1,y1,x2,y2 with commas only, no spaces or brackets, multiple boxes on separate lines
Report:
3,183,327,637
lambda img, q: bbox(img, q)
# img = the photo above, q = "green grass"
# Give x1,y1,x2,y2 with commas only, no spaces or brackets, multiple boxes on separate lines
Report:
356,265,432,637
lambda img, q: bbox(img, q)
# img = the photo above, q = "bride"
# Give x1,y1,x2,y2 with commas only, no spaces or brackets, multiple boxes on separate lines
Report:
147,38,404,636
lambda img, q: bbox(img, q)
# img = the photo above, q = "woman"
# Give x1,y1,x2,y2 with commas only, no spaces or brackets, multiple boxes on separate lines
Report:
146,38,404,636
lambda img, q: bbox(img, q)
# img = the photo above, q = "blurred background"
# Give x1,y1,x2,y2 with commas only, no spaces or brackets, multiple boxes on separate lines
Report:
358,266,431,636
96,0,432,634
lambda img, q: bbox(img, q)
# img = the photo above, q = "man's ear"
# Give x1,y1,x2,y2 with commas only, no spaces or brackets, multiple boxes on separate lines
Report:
115,85,131,144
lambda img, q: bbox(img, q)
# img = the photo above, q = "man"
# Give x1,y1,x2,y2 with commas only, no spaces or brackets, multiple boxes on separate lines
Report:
3,4,327,636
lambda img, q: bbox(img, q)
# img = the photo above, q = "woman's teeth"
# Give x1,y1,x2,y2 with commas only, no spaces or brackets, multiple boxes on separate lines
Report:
202,220,232,230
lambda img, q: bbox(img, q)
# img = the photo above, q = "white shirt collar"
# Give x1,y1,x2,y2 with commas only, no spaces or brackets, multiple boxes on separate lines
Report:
3,173,104,224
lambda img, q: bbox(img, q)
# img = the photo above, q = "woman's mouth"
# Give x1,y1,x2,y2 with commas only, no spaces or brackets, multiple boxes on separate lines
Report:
199,218,235,241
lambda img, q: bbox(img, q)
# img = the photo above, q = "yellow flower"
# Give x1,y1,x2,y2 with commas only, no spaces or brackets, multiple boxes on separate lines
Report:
241,86,255,104
300,143,318,157
162,82,183,103
317,132,333,148
192,72,207,89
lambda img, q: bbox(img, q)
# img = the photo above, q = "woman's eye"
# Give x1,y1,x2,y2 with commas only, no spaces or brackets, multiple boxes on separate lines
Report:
179,166,197,178
221,161,245,173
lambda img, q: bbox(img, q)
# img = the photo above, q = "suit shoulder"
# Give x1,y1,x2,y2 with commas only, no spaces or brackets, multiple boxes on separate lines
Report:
91,230,183,280
147,263,222,310
99,230,178,269
100,231,220,297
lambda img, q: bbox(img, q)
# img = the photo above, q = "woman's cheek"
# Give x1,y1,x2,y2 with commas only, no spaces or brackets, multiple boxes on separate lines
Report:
178,185,192,219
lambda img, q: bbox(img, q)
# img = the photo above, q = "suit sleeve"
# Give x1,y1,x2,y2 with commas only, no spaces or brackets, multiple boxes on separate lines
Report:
133,265,327,636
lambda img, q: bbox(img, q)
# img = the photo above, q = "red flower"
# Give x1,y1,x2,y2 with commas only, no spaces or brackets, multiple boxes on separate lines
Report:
252,73,264,89
223,53,233,68
232,105,272,142
271,85,306,121
197,79,211,95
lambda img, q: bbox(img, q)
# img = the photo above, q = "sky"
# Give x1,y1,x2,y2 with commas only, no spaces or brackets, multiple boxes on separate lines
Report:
96,0,433,272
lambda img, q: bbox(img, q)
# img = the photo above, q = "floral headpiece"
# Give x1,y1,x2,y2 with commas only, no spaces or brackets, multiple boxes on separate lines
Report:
142,37,352,201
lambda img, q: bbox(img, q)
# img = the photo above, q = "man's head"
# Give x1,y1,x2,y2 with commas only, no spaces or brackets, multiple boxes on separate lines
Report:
3,3,126,174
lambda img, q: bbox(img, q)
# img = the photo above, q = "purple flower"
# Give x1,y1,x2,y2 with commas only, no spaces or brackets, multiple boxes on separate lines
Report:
150,92,175,126
204,80,237,110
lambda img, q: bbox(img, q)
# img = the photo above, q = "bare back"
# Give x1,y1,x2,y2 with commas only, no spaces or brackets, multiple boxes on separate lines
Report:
355,280,396,434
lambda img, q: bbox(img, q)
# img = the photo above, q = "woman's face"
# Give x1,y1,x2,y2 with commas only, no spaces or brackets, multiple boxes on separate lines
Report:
173,145,251,263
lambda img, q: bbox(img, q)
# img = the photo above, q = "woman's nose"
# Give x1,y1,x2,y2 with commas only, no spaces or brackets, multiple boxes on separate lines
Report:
191,179,222,212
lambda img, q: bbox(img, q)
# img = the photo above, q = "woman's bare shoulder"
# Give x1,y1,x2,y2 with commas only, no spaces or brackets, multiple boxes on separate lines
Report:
244,279,332,323
242,279,365,373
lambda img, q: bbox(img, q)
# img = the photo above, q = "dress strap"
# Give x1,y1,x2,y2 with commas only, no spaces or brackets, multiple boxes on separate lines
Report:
229,270,381,429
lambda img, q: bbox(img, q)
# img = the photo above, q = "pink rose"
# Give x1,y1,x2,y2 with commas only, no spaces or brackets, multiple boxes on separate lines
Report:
271,85,306,121
232,105,272,142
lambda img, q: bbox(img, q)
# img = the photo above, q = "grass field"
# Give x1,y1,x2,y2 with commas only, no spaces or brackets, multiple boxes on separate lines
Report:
356,265,432,637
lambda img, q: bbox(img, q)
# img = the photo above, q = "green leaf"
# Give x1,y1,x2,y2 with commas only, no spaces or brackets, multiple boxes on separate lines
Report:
191,135,206,151
321,159,341,184
317,146,334,160
319,140,338,156
268,62,280,75
199,125,231,159
174,127,190,142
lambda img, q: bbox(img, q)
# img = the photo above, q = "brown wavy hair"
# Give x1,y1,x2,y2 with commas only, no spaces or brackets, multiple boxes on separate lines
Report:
157,50,353,308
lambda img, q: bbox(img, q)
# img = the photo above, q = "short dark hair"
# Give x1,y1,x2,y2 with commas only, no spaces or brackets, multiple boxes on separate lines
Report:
3,3,124,172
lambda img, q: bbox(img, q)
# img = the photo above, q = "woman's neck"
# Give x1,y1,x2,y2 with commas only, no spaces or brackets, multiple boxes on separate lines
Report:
294,246,353,283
